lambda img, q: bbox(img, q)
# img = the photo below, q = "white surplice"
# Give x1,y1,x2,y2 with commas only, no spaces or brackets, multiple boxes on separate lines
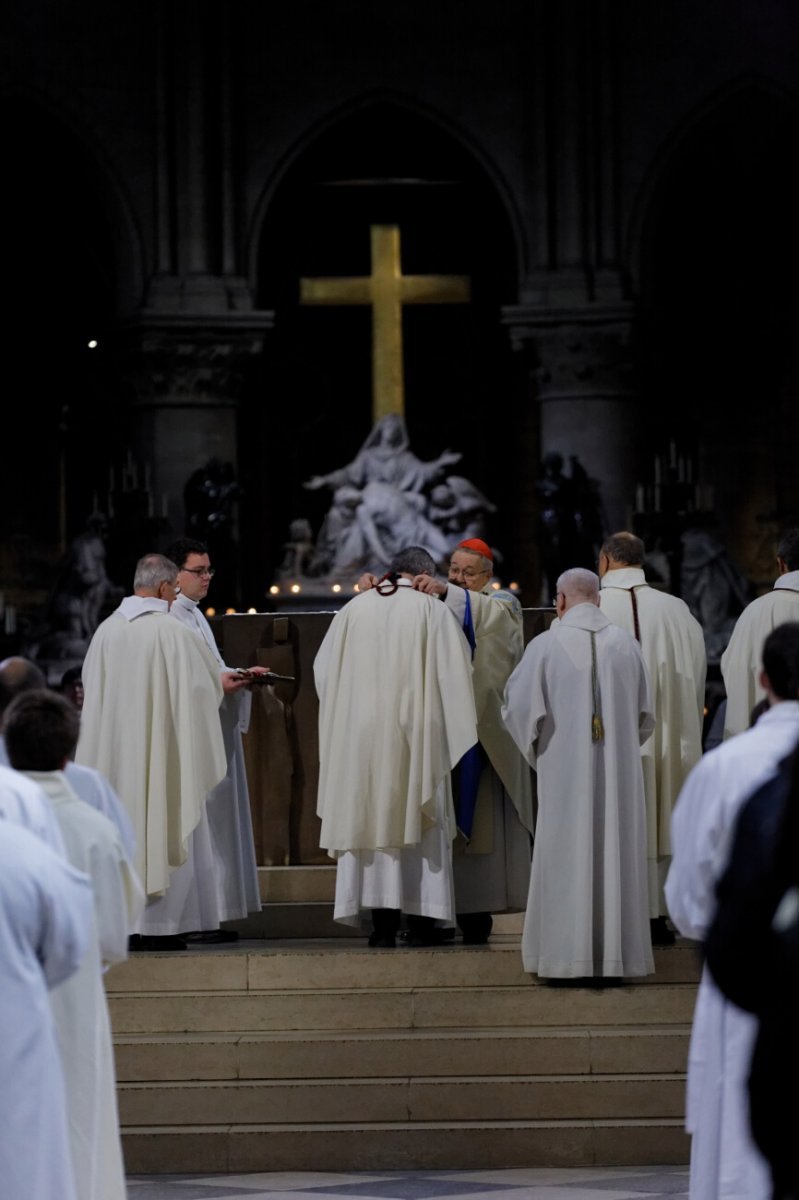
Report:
503,603,655,979
2,735,138,862
0,821,94,1200
720,570,799,738
314,580,477,926
443,584,533,914
600,567,707,915
665,701,799,1200
27,770,144,1200
0,760,66,852
76,596,226,906
162,593,260,926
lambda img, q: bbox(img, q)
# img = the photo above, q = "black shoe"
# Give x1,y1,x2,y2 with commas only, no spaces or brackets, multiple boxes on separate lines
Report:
184,929,240,945
367,932,396,948
404,914,453,946
458,912,494,945
650,916,676,946
129,934,187,952
370,907,400,947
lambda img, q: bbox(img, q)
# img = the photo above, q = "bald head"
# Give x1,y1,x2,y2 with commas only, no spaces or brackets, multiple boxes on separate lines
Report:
0,657,47,723
556,568,600,615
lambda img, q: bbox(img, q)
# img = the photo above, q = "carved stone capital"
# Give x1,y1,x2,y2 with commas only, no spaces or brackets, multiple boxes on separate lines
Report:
119,311,274,408
501,304,635,398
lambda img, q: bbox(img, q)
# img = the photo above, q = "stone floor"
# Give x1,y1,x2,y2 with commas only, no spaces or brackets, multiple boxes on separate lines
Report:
127,1166,689,1199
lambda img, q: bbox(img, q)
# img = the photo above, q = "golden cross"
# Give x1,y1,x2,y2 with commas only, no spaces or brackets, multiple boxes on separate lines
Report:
300,224,470,422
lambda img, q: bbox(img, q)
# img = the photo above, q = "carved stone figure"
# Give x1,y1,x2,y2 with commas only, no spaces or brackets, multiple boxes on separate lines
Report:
299,415,476,578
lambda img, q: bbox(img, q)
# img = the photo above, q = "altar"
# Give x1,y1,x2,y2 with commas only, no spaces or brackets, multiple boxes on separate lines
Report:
221,606,555,867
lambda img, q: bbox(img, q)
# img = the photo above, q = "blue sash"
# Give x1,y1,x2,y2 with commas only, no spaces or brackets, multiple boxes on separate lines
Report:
454,589,483,840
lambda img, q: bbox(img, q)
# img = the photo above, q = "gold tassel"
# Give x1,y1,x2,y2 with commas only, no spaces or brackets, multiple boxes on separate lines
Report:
592,714,604,743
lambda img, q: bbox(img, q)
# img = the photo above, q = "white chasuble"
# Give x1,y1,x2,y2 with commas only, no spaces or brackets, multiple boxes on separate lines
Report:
77,597,226,900
315,580,477,925
600,567,706,915
503,603,655,979
720,571,799,739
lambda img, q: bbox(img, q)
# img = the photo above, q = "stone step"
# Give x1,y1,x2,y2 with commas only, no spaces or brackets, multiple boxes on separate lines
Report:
121,1118,690,1174
118,1072,686,1125
106,941,700,994
109,982,696,1035
114,1024,690,1082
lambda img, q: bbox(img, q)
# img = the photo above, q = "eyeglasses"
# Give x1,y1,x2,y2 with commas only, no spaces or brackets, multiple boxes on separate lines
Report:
551,592,565,606
181,567,215,577
448,566,490,581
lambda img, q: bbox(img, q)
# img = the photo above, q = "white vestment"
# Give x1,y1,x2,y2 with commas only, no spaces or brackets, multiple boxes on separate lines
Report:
314,579,477,926
0,821,93,1200
0,760,65,852
720,570,799,738
664,701,799,1200
76,596,227,908
27,771,143,1200
600,567,707,915
444,584,534,914
161,593,260,927
503,603,655,979
2,734,136,860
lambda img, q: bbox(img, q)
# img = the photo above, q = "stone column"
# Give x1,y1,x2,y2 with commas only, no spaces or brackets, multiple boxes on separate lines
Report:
120,314,273,537
503,304,636,535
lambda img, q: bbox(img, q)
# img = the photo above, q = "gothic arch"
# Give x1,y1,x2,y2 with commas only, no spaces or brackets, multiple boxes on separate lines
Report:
0,82,145,312
624,74,796,292
245,89,526,294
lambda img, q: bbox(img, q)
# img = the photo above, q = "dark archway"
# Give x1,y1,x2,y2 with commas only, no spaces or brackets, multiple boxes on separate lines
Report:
1,96,131,581
240,99,522,600
634,83,799,570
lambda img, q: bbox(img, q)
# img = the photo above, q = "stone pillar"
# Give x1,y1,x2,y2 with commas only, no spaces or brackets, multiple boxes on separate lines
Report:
503,304,636,535
120,315,273,537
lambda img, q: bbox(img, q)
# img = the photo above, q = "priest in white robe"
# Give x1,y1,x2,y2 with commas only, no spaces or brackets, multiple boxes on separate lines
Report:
665,622,799,1200
410,537,534,943
721,528,799,738
503,568,655,981
316,546,477,945
0,759,66,852
0,655,136,856
0,820,93,1200
5,688,144,1200
598,532,706,934
77,553,226,946
152,537,263,941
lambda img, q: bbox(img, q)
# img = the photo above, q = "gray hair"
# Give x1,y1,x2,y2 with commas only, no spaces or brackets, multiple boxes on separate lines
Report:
600,532,645,567
557,567,600,602
777,529,799,571
133,553,178,591
388,546,437,577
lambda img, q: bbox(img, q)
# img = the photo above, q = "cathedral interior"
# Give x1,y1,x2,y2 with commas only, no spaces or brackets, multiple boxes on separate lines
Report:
2,0,798,659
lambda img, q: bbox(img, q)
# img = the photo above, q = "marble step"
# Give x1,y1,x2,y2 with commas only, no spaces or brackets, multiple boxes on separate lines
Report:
114,1024,690,1082
118,1072,686,1125
109,982,696,1034
106,941,701,995
240,867,527,936
121,1117,690,1174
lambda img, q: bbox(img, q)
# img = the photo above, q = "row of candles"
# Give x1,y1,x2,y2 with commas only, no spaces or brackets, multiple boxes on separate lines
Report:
94,453,169,519
634,443,715,514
